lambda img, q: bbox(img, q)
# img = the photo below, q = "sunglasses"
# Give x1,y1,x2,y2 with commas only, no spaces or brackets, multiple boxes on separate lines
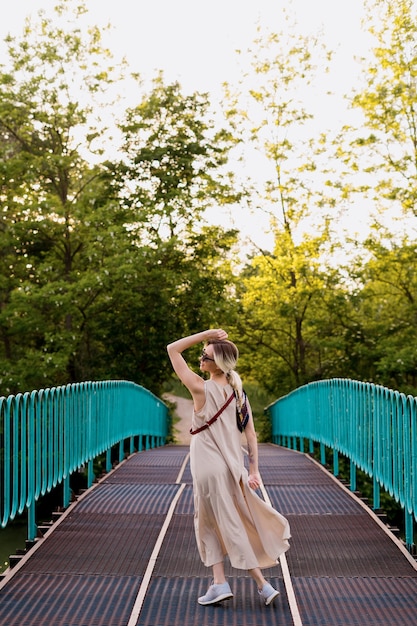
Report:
200,351,215,362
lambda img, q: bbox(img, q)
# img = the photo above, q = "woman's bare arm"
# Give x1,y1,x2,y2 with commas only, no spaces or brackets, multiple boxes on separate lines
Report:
167,329,227,409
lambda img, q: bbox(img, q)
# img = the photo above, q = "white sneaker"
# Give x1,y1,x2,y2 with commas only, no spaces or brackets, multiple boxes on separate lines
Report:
258,582,279,605
198,582,233,605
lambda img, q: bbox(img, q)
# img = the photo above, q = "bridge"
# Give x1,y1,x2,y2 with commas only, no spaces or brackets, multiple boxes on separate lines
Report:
0,378,416,625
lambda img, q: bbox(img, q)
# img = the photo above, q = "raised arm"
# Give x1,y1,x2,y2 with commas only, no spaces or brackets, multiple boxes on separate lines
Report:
167,328,228,409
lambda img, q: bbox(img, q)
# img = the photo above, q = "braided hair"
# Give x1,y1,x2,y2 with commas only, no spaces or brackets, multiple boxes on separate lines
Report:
206,339,244,407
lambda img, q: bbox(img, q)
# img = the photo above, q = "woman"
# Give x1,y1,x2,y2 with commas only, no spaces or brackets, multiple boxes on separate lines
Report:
167,328,290,606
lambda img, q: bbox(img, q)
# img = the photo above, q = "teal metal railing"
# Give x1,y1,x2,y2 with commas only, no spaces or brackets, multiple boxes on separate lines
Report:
0,380,168,541
267,378,417,551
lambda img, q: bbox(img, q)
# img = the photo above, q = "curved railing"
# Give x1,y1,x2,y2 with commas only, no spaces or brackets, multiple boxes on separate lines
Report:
0,380,168,541
267,378,417,550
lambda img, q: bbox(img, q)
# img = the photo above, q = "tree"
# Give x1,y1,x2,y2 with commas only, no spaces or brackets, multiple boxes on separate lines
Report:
348,0,417,218
0,0,132,392
235,227,342,395
325,0,417,395
0,2,241,395
98,226,240,393
346,234,417,394
223,19,342,395
113,73,240,245
101,74,243,392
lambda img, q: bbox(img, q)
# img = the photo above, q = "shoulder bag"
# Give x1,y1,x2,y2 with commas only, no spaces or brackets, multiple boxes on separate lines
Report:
190,392,235,435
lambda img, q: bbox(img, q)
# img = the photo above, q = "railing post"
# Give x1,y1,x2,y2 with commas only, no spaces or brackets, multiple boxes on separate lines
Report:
405,510,414,552
129,436,135,454
27,392,36,543
87,459,94,488
63,475,71,509
119,440,124,463
0,381,169,541
333,449,339,476
320,442,326,465
106,448,112,472
350,460,357,492
373,474,380,510
27,501,37,542
266,379,417,555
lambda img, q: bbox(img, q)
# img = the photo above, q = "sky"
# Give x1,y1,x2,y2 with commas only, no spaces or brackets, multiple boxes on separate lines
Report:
1,1,378,255
2,1,368,91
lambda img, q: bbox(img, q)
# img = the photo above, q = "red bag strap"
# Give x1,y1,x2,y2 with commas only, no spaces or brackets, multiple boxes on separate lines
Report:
190,392,235,435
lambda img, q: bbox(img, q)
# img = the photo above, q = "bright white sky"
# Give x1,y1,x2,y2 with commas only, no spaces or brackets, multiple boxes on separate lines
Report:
2,0,368,90
1,0,380,254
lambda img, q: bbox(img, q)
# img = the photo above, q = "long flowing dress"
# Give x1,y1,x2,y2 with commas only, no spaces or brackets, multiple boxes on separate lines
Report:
189,379,291,570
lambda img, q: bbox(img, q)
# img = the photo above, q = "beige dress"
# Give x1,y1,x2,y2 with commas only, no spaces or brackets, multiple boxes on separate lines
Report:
190,379,290,570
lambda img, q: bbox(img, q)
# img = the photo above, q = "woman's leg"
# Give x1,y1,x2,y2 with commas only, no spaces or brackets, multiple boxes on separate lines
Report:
212,560,227,584
248,567,267,589
249,567,280,605
198,560,233,605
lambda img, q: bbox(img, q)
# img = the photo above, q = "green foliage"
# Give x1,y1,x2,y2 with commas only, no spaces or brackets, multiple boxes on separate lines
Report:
349,0,417,216
241,382,276,443
223,20,346,398
0,1,126,392
223,4,417,402
114,73,240,243
0,0,240,396
342,236,417,393
234,226,350,397
162,375,192,399
2,0,417,409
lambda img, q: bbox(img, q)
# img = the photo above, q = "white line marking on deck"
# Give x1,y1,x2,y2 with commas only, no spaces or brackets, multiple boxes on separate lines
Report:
127,482,186,626
176,451,190,483
260,482,303,626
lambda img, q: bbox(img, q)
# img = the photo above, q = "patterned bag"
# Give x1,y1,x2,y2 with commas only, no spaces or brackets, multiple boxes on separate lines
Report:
235,390,249,432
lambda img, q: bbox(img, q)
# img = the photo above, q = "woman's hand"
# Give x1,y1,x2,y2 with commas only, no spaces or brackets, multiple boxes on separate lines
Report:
248,472,262,490
206,328,228,341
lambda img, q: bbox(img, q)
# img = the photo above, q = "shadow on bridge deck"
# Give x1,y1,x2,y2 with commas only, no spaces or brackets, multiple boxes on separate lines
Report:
0,444,416,626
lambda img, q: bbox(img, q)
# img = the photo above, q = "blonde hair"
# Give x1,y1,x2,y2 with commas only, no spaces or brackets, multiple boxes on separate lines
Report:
206,339,244,407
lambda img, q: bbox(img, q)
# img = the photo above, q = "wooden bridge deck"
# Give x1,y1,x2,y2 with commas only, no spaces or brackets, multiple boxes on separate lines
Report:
0,444,416,626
